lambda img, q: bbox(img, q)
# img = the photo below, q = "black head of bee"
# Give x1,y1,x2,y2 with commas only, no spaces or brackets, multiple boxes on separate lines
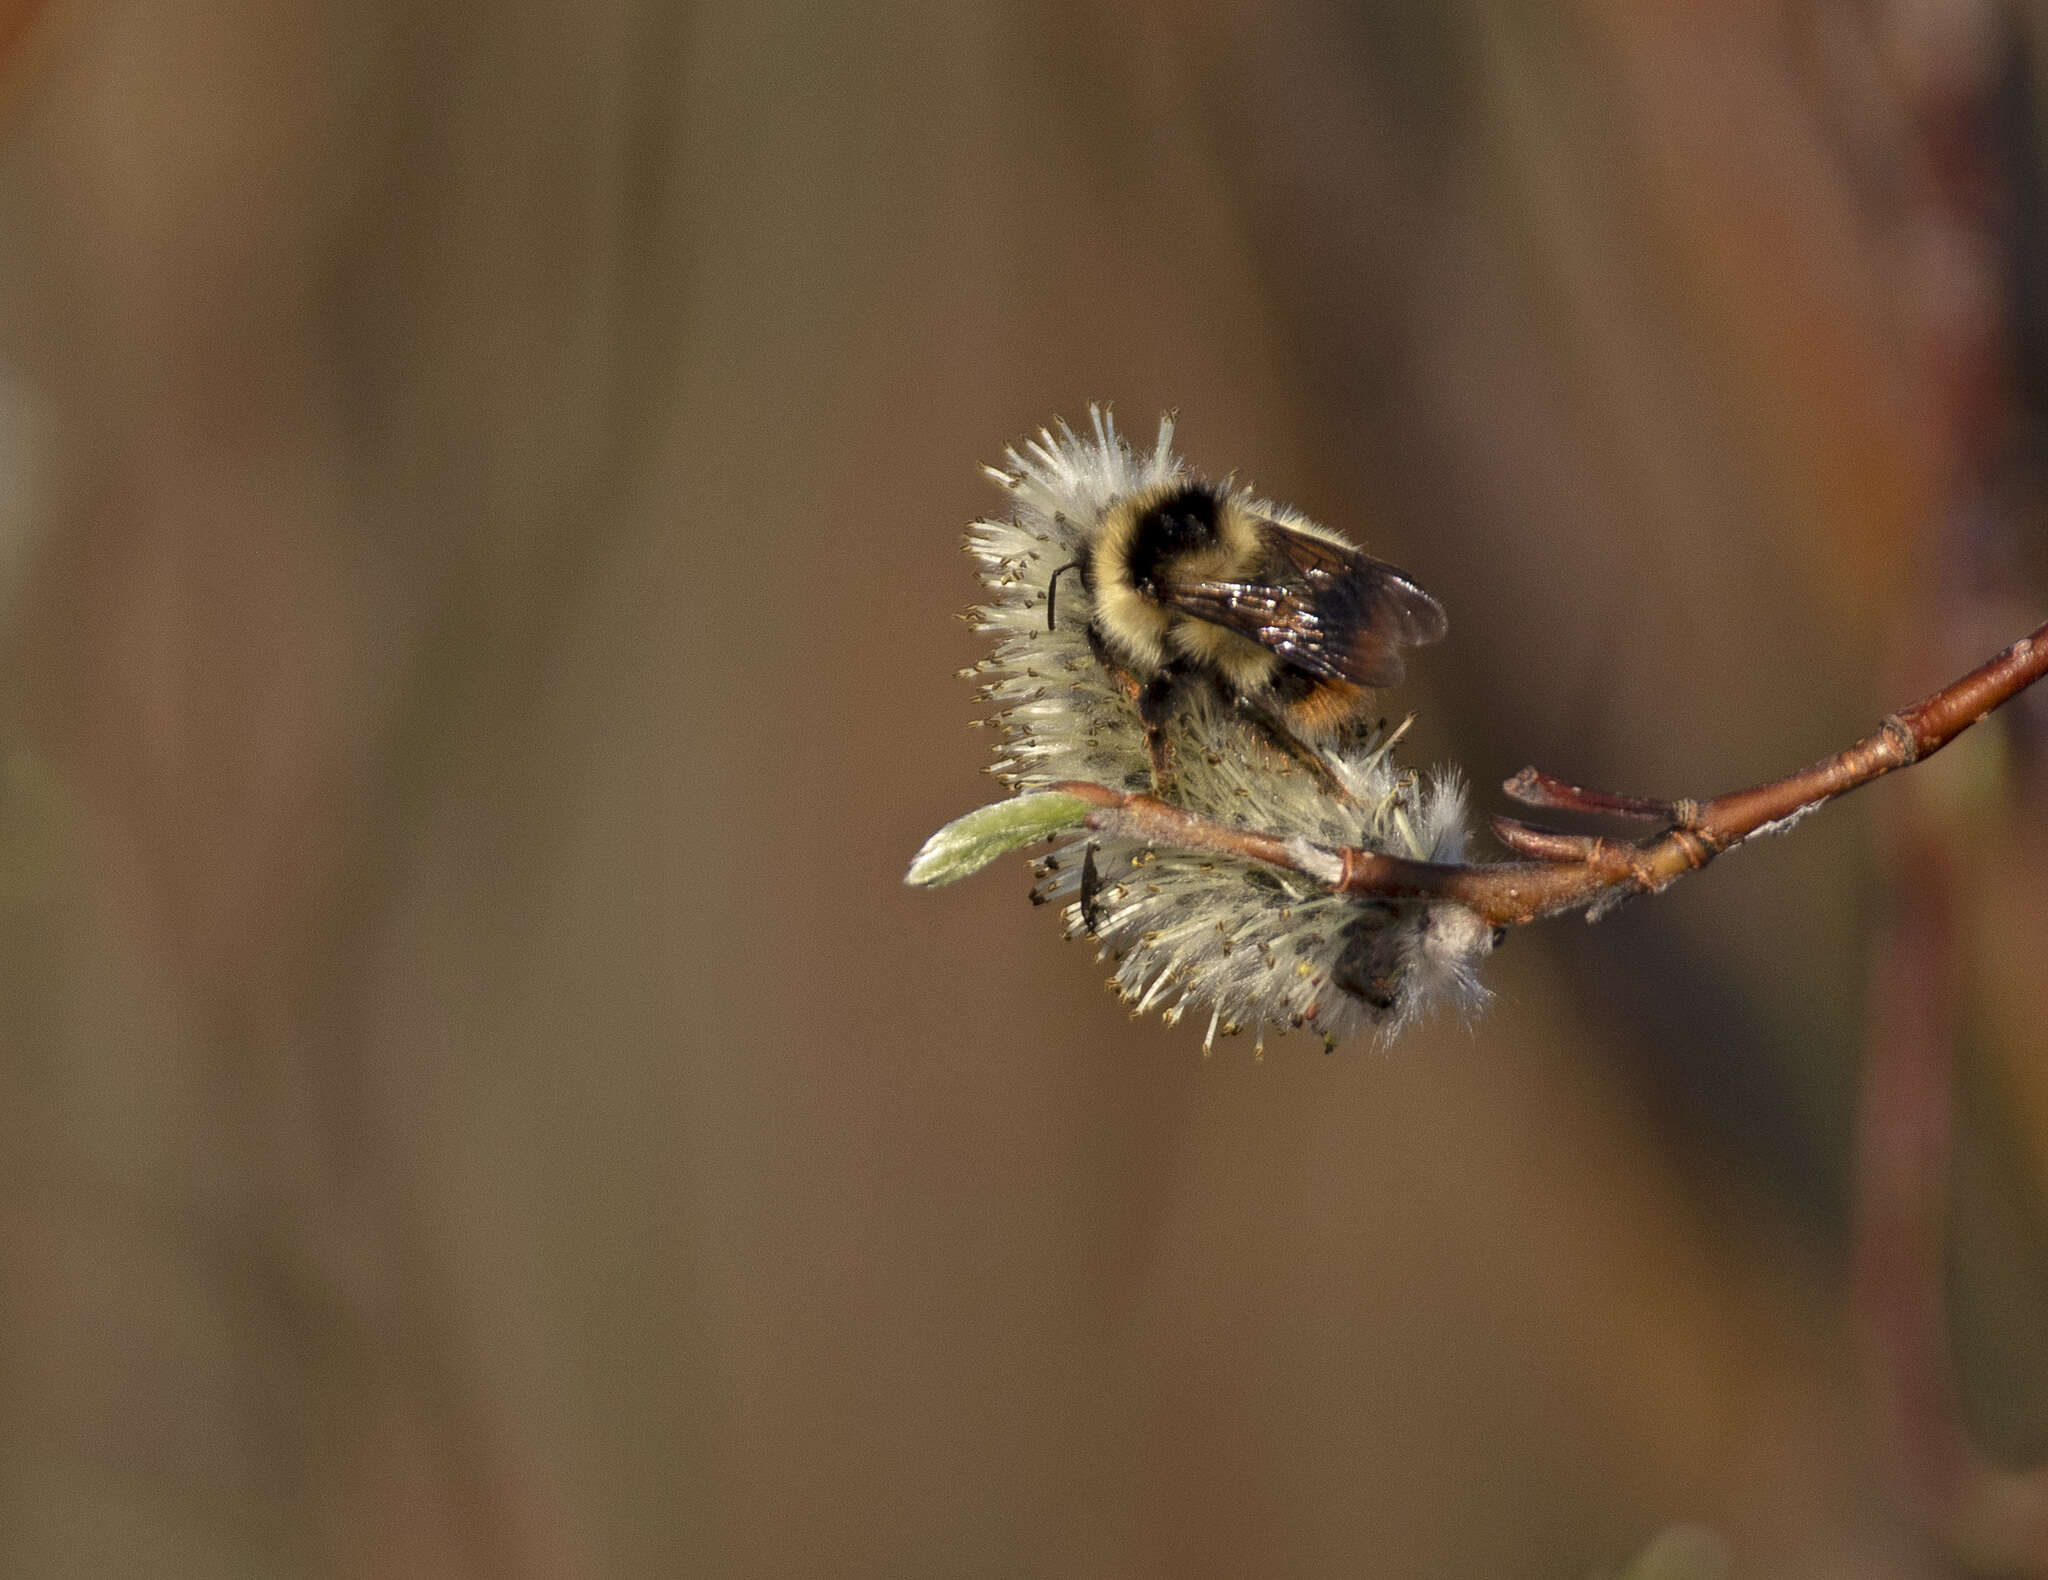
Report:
1126,484,1221,595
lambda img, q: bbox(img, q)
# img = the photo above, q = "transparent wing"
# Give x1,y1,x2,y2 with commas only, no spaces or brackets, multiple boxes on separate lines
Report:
1153,524,1446,687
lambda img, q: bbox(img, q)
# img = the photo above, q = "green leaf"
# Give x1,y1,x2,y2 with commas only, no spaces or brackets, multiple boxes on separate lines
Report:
905,793,1092,887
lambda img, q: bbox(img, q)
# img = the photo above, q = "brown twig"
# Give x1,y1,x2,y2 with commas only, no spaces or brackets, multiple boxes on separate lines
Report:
1053,616,2048,926
1500,767,1694,825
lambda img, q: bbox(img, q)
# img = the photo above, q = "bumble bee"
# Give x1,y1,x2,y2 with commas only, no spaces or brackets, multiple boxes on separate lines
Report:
1048,478,1446,794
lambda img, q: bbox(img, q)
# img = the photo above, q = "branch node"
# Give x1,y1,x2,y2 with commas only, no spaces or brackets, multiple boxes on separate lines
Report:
1666,827,1721,873
1881,712,1921,767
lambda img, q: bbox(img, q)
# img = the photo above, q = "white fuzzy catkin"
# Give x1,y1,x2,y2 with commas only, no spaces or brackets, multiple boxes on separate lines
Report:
964,409,1492,1052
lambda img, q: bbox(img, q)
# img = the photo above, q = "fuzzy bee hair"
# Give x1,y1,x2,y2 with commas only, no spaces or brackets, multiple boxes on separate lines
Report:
1040,425,1446,803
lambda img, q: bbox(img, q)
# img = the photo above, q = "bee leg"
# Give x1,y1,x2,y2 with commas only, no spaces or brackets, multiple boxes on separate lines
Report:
1083,622,1185,797
1233,697,1356,805
1084,625,1143,696
1136,670,1185,796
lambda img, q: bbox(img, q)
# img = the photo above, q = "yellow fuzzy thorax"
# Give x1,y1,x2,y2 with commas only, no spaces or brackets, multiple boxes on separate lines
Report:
1085,481,1273,684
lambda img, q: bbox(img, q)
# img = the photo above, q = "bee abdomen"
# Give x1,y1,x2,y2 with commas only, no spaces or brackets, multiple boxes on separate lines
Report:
1266,665,1323,705
1275,675,1367,741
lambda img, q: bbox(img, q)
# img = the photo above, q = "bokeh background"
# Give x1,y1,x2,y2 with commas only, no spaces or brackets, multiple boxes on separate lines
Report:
0,1,2045,1575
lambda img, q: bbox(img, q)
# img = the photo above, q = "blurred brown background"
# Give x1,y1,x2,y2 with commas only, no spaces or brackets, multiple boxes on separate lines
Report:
0,1,2044,1575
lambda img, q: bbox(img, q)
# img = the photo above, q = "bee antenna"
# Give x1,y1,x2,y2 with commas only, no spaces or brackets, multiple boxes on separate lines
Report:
1046,560,1083,631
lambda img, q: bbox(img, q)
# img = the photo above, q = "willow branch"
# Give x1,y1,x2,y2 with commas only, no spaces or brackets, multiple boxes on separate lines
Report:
1053,617,2048,926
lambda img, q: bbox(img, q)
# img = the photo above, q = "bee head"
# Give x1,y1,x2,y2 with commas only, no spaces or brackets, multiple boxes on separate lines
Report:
1127,483,1222,595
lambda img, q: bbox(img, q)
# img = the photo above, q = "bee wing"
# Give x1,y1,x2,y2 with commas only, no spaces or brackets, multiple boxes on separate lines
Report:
1155,524,1447,687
